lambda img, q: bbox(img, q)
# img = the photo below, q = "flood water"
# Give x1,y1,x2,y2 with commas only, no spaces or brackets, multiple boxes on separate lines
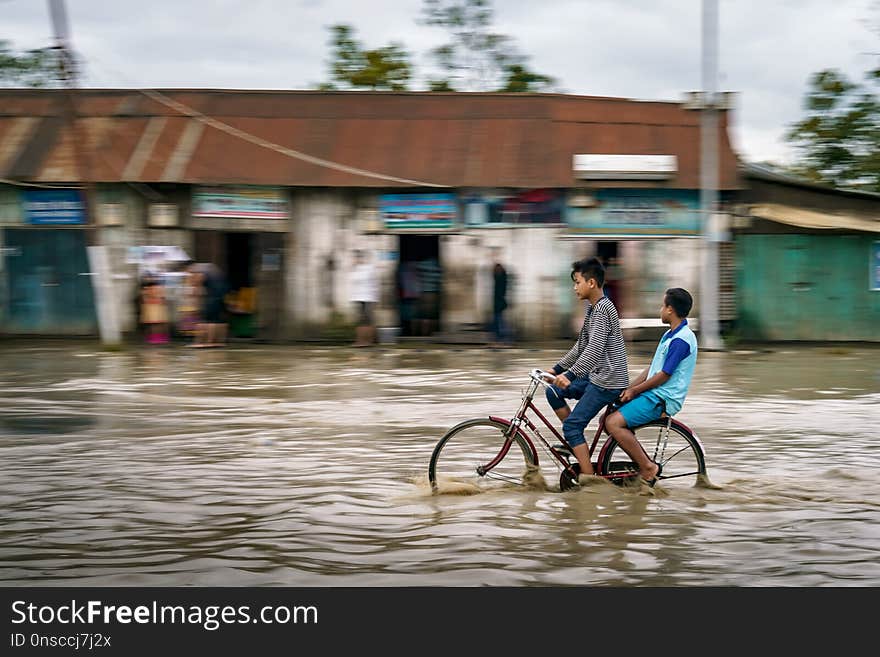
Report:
1,340,878,586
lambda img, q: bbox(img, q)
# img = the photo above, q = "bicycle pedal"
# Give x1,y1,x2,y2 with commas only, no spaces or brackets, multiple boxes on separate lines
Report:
552,443,572,454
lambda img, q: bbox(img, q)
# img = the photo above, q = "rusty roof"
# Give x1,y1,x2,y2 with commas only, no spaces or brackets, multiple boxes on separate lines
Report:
0,89,742,189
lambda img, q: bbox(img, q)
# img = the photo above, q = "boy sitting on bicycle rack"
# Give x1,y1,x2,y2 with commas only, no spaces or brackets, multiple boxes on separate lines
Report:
605,288,698,488
544,257,630,486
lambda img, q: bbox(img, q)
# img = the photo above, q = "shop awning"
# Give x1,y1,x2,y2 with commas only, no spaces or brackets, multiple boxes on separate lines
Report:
749,203,880,233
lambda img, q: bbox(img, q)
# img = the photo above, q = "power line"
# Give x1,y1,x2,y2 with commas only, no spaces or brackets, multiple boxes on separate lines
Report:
139,89,451,189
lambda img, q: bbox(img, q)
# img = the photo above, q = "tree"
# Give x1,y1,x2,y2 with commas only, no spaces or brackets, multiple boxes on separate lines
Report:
321,24,412,91
420,0,556,92
0,40,60,88
499,64,555,93
785,69,880,191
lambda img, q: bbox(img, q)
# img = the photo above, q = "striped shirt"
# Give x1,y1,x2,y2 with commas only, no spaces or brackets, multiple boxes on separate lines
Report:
555,296,630,389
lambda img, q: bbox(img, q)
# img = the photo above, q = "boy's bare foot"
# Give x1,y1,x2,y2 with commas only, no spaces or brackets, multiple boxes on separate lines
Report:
639,461,662,487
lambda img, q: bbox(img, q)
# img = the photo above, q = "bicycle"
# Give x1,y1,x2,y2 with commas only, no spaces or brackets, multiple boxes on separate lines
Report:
428,369,707,494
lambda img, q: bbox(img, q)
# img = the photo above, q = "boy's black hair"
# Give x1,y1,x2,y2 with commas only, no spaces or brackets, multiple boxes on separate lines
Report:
571,256,605,287
664,288,693,318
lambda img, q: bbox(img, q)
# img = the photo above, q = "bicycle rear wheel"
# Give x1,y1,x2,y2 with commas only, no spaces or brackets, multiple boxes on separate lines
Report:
428,418,538,494
598,419,706,489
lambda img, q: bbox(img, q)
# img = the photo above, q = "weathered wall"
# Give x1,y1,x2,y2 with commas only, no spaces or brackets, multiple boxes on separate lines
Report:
736,233,879,341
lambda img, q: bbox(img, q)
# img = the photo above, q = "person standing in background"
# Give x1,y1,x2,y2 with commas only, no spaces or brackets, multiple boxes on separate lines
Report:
398,260,421,337
490,248,511,346
416,256,441,336
351,249,379,347
190,262,228,348
140,276,169,345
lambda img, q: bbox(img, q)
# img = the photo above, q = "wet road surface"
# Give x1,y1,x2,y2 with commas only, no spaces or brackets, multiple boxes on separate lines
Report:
1,340,878,586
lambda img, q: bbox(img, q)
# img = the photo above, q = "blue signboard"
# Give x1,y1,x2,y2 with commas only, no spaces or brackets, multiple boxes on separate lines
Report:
379,193,457,229
21,189,86,225
566,189,700,237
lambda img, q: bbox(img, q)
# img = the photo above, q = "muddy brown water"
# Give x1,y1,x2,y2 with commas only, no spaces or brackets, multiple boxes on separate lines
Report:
1,340,878,586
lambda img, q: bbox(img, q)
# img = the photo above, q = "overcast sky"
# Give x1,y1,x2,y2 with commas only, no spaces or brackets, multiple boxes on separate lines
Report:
3,0,878,166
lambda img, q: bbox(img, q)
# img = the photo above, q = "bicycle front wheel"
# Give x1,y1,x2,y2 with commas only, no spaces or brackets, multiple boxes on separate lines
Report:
598,419,706,489
428,418,538,494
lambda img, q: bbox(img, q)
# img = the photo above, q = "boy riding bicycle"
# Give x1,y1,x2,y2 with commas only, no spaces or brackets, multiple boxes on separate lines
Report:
605,287,698,489
544,257,629,486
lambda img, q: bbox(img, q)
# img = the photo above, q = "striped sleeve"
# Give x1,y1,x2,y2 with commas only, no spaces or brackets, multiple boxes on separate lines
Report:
554,334,583,374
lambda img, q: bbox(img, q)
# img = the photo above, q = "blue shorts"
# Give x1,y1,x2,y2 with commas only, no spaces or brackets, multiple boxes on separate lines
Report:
546,378,623,448
617,392,666,428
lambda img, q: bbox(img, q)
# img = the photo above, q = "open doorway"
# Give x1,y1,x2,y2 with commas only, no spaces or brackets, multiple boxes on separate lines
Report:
397,235,441,337
194,231,258,338
596,241,624,316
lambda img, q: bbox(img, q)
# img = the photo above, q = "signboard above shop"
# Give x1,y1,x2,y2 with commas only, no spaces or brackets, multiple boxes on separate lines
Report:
21,189,86,225
464,189,563,226
573,154,677,180
379,193,457,230
566,189,700,237
192,186,288,220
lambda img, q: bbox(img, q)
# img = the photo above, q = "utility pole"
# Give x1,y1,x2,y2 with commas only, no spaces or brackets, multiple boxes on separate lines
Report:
49,0,121,346
699,0,723,351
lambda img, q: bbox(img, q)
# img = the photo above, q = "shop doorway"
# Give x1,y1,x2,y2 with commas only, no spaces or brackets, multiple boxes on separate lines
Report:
194,231,284,340
597,241,624,316
397,235,441,337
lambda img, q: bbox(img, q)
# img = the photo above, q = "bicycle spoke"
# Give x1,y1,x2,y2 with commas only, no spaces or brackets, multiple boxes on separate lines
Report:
429,419,537,493
599,419,706,489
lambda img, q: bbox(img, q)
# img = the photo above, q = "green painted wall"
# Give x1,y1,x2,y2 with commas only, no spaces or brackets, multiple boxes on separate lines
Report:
736,234,880,341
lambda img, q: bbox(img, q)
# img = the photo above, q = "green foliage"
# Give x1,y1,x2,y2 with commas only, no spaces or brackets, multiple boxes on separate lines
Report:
420,0,555,92
499,64,555,93
786,68,880,191
323,25,412,91
0,39,59,88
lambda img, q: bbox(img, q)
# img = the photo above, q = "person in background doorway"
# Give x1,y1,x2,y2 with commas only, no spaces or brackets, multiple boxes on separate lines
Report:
192,263,228,348
490,248,511,347
351,249,379,347
416,256,441,336
398,260,421,337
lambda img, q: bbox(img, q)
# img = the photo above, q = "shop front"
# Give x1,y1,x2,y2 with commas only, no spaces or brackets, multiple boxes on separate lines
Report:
189,186,287,341
2,189,96,335
378,192,456,338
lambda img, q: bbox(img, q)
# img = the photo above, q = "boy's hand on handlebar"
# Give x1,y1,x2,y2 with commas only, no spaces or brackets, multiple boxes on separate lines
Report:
554,373,571,389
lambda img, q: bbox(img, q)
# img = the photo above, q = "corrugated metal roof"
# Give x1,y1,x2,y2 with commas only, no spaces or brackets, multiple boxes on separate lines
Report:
744,162,880,199
748,203,880,233
0,89,742,189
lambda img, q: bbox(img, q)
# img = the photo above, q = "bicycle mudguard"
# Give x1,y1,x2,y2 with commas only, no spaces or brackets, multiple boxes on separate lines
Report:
669,418,706,454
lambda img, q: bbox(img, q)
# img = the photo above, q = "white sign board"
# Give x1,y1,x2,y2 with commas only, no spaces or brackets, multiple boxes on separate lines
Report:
573,154,677,180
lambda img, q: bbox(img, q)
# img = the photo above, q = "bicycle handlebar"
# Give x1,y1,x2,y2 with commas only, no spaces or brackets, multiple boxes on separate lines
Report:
528,369,559,399
529,369,557,385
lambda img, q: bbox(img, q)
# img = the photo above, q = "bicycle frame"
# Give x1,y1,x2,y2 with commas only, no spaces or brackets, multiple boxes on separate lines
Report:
486,373,624,483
